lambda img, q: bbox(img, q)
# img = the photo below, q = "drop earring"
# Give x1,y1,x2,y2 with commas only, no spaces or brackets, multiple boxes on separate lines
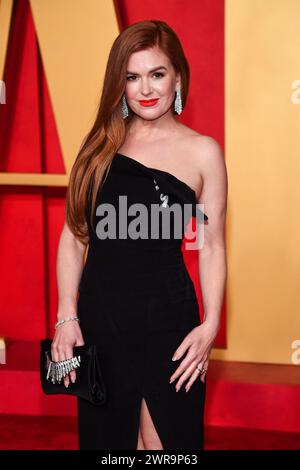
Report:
174,86,182,115
121,94,129,119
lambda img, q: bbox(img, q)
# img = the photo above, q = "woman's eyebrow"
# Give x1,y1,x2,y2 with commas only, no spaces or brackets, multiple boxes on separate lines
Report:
126,66,168,75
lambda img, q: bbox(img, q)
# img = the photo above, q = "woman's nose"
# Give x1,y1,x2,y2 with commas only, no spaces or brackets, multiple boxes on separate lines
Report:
140,79,152,95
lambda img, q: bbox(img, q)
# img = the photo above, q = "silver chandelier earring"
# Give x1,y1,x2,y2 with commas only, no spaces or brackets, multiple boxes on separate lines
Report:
174,86,182,115
121,94,129,119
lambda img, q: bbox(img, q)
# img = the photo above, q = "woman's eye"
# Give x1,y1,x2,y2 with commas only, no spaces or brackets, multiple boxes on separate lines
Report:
126,72,165,81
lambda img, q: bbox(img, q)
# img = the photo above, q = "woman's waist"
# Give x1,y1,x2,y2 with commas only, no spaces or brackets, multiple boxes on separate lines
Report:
78,247,196,299
89,240,184,268
79,269,196,301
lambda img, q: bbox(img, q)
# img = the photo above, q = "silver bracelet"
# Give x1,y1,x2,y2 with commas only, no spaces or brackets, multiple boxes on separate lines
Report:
55,316,80,329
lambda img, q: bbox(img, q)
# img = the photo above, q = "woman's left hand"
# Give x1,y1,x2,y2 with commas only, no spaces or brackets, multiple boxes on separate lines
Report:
169,320,219,391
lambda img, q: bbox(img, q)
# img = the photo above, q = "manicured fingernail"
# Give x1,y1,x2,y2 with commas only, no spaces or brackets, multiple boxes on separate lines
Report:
169,377,174,383
65,383,69,388
185,387,190,393
172,356,178,361
71,376,75,383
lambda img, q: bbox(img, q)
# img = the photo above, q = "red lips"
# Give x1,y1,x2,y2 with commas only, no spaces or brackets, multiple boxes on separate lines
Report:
139,98,159,107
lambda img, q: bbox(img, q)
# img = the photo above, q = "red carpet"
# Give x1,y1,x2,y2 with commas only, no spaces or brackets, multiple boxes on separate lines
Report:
0,415,299,450
1,340,300,449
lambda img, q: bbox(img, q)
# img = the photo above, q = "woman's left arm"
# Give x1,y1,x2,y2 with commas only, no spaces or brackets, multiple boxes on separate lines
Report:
170,137,228,390
197,136,228,334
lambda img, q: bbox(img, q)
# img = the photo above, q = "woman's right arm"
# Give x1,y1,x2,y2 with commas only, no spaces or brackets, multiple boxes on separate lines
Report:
51,221,87,387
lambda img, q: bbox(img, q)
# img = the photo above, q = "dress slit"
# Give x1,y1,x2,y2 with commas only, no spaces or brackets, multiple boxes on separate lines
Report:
136,396,164,450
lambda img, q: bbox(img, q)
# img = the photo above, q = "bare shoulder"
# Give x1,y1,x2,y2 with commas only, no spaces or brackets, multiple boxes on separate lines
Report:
188,131,223,163
177,125,223,162
195,134,223,157
185,131,226,180
178,127,227,213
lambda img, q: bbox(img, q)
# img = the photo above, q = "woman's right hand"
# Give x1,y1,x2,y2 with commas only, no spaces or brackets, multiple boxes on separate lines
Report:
51,320,85,388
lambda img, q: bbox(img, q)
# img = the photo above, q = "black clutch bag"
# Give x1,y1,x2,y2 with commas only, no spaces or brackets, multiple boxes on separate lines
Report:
40,338,107,406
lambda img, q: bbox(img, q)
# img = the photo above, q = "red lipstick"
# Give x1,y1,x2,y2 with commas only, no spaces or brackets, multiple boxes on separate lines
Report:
139,98,159,107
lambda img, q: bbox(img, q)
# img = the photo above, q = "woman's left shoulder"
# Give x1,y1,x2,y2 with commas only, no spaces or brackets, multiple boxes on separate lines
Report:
180,126,224,165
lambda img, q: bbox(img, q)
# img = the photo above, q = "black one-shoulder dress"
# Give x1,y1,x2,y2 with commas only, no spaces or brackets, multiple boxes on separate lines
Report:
77,152,208,450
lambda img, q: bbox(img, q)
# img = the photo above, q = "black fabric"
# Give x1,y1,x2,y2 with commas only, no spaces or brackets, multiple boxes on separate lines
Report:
77,152,207,450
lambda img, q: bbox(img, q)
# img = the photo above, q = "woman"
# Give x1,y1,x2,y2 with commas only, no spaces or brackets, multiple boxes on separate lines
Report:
53,20,227,450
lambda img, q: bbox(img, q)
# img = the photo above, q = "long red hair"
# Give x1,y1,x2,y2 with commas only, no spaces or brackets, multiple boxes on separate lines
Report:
65,19,190,244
